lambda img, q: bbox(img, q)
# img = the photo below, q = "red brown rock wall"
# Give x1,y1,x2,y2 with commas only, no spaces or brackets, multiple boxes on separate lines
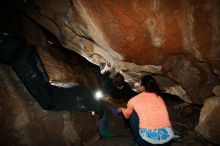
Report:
78,0,220,65
22,0,220,104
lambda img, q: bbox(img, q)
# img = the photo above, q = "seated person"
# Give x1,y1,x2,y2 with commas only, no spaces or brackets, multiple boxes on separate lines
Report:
118,75,174,146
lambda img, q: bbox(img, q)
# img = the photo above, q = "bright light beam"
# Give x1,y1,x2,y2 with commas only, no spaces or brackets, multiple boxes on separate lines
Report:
94,90,103,100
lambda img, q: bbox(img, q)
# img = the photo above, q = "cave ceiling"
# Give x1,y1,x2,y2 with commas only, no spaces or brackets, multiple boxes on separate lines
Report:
4,0,220,104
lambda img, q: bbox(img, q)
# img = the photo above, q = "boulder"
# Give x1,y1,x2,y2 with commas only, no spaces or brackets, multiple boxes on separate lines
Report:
195,96,220,145
0,64,100,146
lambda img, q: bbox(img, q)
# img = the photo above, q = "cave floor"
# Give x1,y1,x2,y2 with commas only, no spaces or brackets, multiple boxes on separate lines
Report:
92,137,131,146
91,136,205,146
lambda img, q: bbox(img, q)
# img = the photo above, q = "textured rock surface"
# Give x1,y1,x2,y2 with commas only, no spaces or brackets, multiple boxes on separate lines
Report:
21,0,220,104
0,64,100,146
36,44,101,91
1,0,220,145
195,96,220,145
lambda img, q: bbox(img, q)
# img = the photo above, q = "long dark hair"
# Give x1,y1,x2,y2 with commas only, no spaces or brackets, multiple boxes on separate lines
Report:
141,75,161,96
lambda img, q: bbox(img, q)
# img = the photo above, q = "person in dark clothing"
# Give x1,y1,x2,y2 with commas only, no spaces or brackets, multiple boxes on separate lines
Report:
99,69,138,142
100,71,137,101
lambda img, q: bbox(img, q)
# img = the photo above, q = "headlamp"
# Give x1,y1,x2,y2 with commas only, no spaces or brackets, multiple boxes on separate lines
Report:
94,90,104,100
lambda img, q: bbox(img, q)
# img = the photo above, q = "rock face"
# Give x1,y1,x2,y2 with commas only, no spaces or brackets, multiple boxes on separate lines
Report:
36,44,101,92
196,97,220,145
0,64,100,146
1,0,220,145
20,0,220,104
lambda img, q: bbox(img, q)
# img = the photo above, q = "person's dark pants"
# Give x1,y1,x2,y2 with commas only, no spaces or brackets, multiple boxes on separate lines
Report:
129,112,172,146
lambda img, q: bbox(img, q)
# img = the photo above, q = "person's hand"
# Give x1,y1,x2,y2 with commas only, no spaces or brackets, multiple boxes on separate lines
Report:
117,107,123,112
100,62,112,74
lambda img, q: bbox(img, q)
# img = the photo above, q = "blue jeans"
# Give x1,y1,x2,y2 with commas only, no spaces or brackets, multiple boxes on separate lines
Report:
129,112,172,146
